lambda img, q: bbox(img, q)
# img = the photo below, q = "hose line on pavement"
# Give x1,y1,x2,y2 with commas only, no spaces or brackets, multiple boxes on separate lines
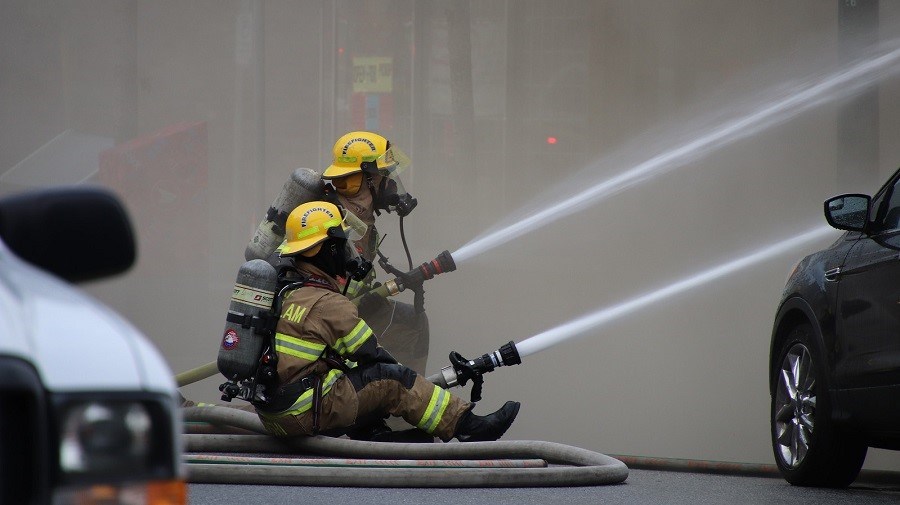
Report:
182,406,629,487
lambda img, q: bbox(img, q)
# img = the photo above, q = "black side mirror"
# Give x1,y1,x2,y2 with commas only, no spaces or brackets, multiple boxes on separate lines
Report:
824,194,870,232
0,186,136,283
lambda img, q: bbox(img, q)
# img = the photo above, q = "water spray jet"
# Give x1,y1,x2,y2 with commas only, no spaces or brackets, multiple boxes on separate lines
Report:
427,225,835,400
452,43,900,264
514,226,836,358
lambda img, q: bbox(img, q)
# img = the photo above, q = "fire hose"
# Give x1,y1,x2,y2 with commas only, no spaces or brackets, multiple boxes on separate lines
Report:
179,340,627,486
182,406,629,487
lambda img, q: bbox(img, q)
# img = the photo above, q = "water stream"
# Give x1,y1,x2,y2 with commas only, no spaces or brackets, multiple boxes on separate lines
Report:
452,42,900,264
514,225,835,358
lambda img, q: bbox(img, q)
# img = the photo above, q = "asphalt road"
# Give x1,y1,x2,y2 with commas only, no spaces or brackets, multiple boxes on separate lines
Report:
186,469,900,505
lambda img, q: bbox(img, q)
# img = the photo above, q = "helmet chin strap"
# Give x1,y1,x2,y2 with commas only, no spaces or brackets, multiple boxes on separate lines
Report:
358,162,382,217
341,254,372,296
368,175,384,217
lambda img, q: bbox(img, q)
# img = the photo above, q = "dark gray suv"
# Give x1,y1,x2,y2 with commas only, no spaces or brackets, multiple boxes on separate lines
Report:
770,167,900,487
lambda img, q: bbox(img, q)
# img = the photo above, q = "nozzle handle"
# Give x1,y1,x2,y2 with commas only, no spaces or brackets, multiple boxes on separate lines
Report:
425,342,522,402
350,250,456,305
426,366,459,389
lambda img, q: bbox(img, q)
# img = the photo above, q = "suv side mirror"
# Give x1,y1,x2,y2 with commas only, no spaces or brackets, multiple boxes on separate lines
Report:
824,194,870,232
0,186,136,283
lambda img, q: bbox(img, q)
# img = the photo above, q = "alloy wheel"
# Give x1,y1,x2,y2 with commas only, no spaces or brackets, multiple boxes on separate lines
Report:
773,342,817,468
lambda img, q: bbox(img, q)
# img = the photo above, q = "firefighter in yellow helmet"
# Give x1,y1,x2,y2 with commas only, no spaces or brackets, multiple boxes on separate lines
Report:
256,201,519,442
320,131,429,375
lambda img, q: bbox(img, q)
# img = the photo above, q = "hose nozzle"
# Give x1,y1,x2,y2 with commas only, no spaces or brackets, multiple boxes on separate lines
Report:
427,341,521,402
352,250,457,305
398,249,456,289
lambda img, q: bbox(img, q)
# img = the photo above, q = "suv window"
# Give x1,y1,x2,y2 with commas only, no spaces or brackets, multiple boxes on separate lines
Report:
871,175,900,233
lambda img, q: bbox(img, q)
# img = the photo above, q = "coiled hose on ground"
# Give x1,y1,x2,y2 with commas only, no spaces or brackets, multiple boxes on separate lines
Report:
182,405,629,487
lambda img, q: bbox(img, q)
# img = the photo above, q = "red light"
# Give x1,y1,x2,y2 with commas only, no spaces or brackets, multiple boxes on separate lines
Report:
338,47,345,55
546,136,558,145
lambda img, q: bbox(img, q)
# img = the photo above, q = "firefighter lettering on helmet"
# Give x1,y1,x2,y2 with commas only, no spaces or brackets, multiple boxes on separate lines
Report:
255,201,519,442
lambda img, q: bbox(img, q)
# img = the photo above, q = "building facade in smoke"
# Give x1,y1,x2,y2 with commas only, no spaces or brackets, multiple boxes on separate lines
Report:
2,0,900,471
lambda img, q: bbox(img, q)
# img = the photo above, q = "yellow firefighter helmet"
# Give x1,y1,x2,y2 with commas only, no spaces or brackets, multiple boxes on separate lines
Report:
323,131,409,179
281,201,348,257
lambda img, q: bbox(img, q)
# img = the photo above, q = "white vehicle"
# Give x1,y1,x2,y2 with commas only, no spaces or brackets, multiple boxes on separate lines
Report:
0,187,184,504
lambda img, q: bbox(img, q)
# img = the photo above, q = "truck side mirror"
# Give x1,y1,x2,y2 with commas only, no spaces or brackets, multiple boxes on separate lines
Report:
0,186,136,283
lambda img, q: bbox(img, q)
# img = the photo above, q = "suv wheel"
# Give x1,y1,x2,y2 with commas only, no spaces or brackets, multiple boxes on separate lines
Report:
771,324,867,487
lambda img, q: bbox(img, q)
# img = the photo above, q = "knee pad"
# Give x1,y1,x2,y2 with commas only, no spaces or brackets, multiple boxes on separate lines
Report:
354,362,417,389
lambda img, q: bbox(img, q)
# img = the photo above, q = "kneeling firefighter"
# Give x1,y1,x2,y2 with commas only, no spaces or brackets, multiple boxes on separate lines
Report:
320,131,430,375
255,201,519,442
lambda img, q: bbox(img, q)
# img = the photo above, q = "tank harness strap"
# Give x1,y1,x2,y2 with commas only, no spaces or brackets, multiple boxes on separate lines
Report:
254,375,316,413
266,206,290,234
311,375,324,433
255,373,326,434
226,310,278,335
321,347,353,373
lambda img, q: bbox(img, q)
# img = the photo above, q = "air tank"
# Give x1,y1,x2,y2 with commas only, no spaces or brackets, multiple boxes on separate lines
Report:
245,167,324,261
218,259,278,381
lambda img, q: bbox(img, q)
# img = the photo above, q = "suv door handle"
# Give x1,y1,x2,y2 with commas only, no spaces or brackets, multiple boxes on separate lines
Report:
824,267,842,282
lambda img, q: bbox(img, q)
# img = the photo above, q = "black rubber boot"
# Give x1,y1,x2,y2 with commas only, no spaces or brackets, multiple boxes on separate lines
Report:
454,401,520,442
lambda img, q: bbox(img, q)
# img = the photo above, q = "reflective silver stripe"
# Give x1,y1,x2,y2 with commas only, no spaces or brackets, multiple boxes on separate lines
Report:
275,333,325,361
333,320,373,355
417,386,450,434
232,283,275,309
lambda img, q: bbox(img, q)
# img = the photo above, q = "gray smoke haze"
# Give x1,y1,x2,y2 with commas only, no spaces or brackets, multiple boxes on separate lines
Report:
2,1,900,471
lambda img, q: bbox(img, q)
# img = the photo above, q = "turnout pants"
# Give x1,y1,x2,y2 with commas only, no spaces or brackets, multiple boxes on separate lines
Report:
257,363,470,442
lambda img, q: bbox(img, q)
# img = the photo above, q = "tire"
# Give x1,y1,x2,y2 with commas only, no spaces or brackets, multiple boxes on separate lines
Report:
770,323,867,487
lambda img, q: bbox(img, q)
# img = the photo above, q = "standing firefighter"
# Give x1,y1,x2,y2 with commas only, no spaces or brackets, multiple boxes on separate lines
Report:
321,131,430,374
256,201,519,441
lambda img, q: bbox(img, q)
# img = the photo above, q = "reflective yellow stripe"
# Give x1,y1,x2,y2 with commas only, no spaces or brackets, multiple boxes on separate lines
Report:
417,386,450,434
261,418,287,436
333,320,372,355
275,333,325,361
259,369,344,419
344,270,375,298
344,279,363,297
294,217,342,239
337,154,378,163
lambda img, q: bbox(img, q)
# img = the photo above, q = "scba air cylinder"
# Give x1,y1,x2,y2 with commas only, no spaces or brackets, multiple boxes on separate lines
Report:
244,167,324,261
218,259,278,381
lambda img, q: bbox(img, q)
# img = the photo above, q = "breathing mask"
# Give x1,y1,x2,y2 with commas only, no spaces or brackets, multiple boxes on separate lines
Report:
326,209,372,282
359,144,417,217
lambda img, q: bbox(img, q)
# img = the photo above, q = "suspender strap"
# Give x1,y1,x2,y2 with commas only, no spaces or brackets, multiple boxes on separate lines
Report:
311,375,324,434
